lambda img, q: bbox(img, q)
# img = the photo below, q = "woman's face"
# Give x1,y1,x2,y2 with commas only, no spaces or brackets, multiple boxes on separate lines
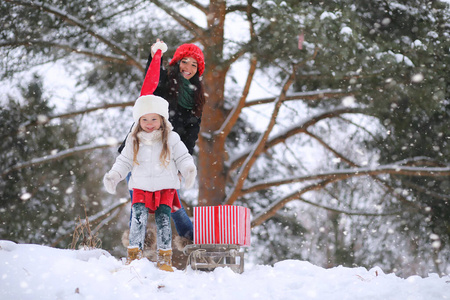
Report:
139,113,162,133
179,57,198,80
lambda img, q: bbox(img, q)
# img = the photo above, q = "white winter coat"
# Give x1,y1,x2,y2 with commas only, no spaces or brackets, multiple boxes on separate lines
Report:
110,130,195,192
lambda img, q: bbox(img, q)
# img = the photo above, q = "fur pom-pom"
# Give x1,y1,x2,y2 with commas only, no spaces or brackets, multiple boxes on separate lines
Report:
151,41,168,54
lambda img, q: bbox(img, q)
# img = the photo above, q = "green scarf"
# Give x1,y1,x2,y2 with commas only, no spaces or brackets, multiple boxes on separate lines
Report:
178,77,195,110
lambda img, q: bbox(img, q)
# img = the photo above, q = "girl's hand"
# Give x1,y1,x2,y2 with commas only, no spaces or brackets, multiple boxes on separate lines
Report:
103,171,121,194
184,166,197,189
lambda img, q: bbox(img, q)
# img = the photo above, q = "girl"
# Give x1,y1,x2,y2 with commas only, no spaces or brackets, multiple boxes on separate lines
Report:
119,40,206,245
104,58,197,271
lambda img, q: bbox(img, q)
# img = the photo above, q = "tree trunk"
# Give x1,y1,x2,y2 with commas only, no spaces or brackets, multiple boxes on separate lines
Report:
198,68,227,206
197,0,228,206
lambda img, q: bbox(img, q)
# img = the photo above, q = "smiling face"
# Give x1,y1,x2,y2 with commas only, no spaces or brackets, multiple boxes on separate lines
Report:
179,57,198,80
139,113,162,133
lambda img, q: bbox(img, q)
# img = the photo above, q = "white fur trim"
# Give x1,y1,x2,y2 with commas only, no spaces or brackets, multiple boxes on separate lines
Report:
151,42,168,54
137,130,162,145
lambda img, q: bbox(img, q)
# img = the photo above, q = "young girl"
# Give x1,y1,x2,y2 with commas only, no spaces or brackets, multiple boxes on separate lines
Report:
105,44,197,271
119,40,206,245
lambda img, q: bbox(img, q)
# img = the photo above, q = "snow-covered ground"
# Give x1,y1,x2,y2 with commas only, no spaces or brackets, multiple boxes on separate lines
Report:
0,240,448,300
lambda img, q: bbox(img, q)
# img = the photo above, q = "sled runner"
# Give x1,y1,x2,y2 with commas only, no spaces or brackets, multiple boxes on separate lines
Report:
183,205,251,274
183,244,245,274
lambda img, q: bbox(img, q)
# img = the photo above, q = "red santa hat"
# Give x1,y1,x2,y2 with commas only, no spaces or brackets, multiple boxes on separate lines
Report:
169,43,205,76
132,42,170,124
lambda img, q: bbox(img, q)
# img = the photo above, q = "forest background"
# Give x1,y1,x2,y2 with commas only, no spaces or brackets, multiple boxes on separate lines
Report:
1,0,449,278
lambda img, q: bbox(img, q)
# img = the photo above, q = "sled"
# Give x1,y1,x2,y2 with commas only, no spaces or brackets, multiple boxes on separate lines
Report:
183,243,245,274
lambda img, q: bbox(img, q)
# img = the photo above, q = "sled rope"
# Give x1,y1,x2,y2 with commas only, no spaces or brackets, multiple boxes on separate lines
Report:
185,248,207,271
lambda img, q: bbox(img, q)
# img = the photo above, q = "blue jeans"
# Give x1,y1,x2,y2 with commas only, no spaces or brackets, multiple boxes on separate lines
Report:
127,173,193,241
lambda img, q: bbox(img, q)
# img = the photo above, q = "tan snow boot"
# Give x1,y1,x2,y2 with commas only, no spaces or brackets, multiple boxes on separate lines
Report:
157,249,174,272
126,246,143,265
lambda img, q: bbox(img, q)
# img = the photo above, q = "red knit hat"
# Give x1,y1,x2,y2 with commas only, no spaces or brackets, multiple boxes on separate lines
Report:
169,44,205,76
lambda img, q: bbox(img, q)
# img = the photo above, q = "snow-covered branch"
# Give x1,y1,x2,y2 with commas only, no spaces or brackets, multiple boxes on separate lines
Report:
243,164,450,195
228,107,363,171
21,101,135,129
249,163,444,227
1,142,119,178
4,0,142,70
244,89,350,107
0,40,128,65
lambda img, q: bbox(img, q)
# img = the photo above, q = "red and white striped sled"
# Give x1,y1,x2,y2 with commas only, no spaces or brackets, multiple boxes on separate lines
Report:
183,205,251,273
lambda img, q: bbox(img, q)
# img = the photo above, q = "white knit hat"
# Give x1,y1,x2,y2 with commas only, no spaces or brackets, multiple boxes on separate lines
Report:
133,94,169,123
132,42,170,124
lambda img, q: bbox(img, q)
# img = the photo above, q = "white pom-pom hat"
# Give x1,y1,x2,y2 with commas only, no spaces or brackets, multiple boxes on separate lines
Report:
132,41,170,125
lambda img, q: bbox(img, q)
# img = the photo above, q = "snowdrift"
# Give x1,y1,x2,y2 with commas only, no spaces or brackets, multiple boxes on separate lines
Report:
0,240,448,300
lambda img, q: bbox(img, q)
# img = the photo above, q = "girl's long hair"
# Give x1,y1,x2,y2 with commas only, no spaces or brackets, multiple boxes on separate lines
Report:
167,62,205,117
131,116,170,167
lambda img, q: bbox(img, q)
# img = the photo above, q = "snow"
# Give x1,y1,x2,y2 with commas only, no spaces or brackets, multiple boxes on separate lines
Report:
1,240,448,300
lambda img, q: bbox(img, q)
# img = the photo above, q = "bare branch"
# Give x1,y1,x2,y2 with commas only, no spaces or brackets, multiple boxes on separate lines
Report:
401,180,450,201
222,1,259,65
303,129,416,207
303,196,400,216
225,64,298,205
91,204,123,235
52,199,130,247
251,179,335,227
183,0,208,14
304,130,356,166
148,0,206,42
251,196,403,228
228,107,363,170
83,199,130,225
215,54,258,137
